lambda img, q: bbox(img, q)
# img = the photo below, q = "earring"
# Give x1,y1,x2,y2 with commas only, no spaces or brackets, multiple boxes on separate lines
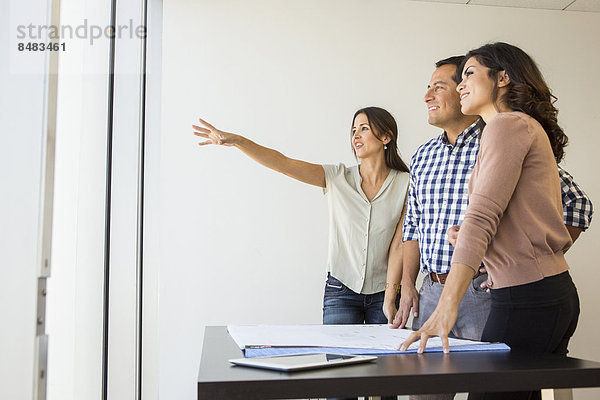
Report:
384,144,388,150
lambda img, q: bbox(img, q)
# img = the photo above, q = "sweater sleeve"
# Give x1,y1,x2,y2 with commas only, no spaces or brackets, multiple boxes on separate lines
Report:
451,113,535,272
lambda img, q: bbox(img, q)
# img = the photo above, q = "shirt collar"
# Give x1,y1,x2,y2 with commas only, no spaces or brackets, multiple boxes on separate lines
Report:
353,166,398,203
439,118,483,148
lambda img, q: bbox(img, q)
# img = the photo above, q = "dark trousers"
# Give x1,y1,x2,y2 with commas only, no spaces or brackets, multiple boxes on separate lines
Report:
468,271,580,400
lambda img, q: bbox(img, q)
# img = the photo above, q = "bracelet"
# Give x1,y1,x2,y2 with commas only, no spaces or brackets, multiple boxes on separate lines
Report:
385,282,401,293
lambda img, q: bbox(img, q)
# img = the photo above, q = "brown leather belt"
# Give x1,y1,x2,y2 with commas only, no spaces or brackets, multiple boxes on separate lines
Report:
429,270,482,285
429,272,449,284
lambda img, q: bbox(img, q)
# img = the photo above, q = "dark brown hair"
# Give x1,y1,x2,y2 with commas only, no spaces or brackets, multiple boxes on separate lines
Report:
461,42,568,162
435,55,465,84
351,107,409,172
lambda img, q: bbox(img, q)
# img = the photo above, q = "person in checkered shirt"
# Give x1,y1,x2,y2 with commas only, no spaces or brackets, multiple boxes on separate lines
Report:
390,56,592,400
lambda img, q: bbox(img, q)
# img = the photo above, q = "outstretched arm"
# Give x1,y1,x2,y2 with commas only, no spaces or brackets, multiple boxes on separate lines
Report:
193,118,326,188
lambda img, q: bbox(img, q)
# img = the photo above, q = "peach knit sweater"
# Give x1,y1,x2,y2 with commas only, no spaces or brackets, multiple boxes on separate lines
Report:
451,112,572,288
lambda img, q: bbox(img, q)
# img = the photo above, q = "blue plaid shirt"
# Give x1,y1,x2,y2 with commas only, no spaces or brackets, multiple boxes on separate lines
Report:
403,119,593,274
559,165,594,230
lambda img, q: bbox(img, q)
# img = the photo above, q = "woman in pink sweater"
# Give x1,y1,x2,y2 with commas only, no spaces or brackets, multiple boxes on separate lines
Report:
401,43,580,399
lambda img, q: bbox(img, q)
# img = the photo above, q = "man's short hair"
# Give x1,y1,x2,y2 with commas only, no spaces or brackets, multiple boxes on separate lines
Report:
435,56,465,84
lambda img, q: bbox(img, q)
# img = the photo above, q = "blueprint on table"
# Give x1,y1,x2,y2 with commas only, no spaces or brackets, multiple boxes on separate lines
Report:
244,344,510,358
226,324,510,358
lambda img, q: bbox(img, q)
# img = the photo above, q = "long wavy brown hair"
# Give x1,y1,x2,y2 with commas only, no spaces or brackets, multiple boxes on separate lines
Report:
461,42,568,162
351,107,409,172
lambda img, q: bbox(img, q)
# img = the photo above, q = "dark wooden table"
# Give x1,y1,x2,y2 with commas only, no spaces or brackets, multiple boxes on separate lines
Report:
198,326,600,399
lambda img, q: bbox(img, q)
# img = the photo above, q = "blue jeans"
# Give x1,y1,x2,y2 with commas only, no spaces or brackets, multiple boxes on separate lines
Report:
323,273,398,325
408,273,492,400
322,274,400,400
413,272,491,341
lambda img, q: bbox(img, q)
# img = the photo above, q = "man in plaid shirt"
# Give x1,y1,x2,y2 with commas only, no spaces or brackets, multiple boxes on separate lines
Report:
394,56,593,362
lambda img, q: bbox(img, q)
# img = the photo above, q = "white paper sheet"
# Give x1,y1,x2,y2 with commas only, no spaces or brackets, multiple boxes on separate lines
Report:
226,324,489,351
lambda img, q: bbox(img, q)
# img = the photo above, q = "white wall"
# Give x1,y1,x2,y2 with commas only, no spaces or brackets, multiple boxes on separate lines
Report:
46,0,162,398
47,0,158,398
0,0,46,397
160,1,600,399
46,0,111,398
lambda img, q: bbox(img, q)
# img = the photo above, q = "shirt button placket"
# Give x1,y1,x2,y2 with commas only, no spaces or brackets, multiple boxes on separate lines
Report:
363,206,371,281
